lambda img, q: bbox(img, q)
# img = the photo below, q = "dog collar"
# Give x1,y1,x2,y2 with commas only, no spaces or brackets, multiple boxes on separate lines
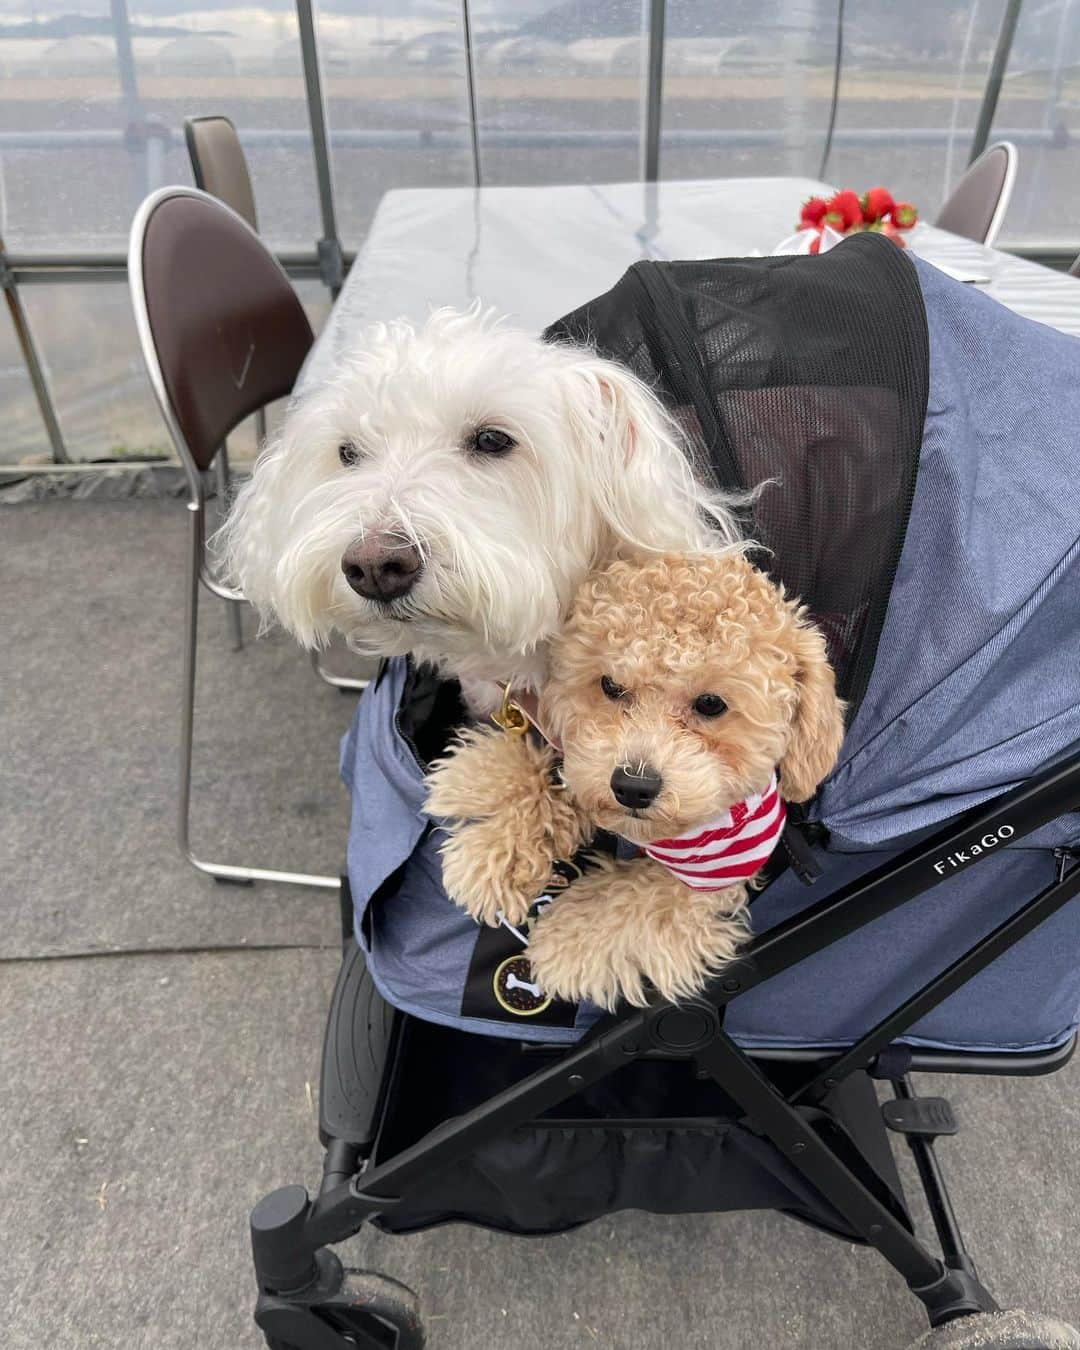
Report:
642,773,786,890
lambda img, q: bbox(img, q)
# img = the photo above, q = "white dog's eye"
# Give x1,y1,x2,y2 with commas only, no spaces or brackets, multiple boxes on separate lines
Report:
692,693,728,718
470,427,516,457
600,674,628,701
338,440,361,466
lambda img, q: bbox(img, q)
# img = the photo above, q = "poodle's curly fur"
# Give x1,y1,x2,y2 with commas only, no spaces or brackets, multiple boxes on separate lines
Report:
427,551,846,1010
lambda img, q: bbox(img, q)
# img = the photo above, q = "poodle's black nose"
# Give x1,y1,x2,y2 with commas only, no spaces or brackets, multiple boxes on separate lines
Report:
610,763,663,810
341,535,422,603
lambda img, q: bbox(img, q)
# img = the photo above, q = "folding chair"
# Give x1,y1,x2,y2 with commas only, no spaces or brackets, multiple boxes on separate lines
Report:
184,114,366,692
129,186,338,891
936,141,1018,247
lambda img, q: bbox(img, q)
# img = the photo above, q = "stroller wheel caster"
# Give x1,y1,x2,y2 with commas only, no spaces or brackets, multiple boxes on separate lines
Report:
906,1309,1080,1349
256,1269,425,1350
338,1269,425,1349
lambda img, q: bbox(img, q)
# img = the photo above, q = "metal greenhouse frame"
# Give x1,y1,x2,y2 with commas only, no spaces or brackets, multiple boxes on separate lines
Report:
0,0,1073,467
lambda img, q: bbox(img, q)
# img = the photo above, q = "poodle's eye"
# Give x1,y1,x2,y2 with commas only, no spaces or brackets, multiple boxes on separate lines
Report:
470,427,516,457
338,440,361,466
692,693,728,718
600,674,628,701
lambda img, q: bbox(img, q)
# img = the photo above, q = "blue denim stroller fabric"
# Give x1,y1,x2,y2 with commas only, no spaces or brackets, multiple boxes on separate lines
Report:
342,258,1080,1052
819,258,1080,846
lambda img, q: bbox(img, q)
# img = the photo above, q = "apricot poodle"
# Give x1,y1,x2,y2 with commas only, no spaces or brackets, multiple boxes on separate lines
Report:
426,551,846,1009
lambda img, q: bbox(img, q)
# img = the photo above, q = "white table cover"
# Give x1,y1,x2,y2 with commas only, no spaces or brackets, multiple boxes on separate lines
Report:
302,176,1080,388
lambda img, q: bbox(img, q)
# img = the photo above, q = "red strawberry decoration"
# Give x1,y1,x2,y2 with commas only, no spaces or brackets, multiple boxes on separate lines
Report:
800,196,828,227
827,189,864,230
891,201,919,229
794,184,917,251
861,186,895,222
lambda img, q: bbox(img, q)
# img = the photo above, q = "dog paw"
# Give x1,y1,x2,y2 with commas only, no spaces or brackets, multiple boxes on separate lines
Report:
644,904,750,1004
438,814,556,927
425,725,539,820
427,725,590,927
527,860,750,1009
526,915,637,1010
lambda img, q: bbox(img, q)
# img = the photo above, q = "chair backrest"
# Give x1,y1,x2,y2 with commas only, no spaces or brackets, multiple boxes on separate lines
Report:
129,187,313,477
183,115,258,232
935,141,1018,247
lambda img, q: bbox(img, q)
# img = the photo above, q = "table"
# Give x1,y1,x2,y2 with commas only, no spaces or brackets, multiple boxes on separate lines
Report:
301,176,1080,389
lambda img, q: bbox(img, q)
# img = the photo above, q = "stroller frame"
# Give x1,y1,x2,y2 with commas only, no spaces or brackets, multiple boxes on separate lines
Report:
251,750,1080,1350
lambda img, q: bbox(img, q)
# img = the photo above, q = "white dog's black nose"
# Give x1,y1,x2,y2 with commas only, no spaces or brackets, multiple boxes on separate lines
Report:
610,764,663,810
341,536,422,603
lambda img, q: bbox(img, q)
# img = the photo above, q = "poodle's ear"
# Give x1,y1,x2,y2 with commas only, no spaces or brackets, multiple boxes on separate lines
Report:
778,612,846,804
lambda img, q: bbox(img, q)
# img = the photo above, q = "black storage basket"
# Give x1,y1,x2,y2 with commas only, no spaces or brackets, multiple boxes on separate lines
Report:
369,1017,880,1240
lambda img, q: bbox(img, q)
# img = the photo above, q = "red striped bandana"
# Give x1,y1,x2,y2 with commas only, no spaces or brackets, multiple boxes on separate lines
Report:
643,773,786,890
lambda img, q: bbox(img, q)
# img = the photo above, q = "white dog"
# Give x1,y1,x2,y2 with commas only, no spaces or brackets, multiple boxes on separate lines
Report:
220,307,743,700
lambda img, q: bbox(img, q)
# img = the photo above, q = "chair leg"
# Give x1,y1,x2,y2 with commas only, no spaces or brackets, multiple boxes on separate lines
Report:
180,499,340,892
310,646,369,693
226,598,244,652
214,442,244,652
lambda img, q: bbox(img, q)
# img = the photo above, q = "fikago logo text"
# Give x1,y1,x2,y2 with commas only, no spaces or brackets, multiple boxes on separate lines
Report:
933,825,1015,875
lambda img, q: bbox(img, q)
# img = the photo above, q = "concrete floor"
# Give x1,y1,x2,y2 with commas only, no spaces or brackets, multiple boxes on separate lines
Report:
3,499,1080,1350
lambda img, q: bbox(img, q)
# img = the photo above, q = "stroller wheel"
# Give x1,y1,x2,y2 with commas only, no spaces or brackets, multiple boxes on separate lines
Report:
261,1270,424,1350
907,1309,1080,1349
338,1269,426,1349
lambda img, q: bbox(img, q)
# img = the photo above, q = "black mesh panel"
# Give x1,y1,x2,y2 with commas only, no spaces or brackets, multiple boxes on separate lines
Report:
544,233,929,716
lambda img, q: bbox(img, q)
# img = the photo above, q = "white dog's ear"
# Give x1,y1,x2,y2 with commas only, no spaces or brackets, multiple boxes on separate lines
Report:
778,613,846,803
215,430,330,647
588,363,652,466
215,438,284,620
559,354,742,555
213,383,347,650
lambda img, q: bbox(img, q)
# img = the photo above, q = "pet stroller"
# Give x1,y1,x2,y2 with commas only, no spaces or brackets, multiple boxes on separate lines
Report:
249,236,1080,1349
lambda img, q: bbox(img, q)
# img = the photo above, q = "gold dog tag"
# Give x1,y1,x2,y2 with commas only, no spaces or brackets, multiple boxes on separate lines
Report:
492,683,529,736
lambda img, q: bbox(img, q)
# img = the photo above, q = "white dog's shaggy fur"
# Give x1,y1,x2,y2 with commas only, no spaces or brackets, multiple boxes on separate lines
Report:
219,307,744,695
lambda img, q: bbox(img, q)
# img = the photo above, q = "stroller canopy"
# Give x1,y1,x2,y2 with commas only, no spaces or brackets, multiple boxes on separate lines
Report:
544,232,929,715
545,237,1080,845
